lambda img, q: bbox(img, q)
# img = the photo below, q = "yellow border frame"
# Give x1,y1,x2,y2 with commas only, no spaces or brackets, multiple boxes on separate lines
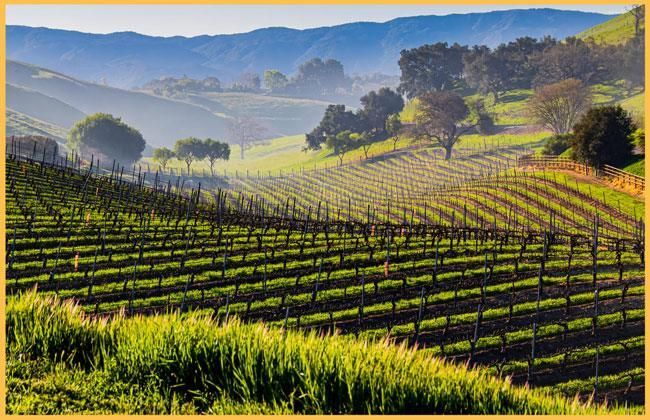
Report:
0,1,647,417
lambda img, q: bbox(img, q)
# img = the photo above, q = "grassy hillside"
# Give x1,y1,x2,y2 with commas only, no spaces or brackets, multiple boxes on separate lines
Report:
7,60,230,148
141,130,549,176
6,108,68,143
7,83,86,129
182,91,332,138
404,82,643,129
7,291,636,415
578,10,644,45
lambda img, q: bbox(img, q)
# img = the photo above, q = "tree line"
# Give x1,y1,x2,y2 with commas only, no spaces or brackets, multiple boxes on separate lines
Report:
154,137,231,175
398,34,643,101
304,87,405,161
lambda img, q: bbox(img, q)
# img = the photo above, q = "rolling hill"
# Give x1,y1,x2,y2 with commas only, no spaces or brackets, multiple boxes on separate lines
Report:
7,60,230,148
6,108,68,143
6,9,613,88
7,83,86,129
577,9,644,44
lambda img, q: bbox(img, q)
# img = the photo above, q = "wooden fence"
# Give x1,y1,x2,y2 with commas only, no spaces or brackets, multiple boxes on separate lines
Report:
516,154,645,192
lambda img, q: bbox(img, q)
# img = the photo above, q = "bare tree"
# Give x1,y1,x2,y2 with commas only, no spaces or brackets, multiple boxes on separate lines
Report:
527,79,591,135
227,116,267,160
628,5,645,37
414,91,474,160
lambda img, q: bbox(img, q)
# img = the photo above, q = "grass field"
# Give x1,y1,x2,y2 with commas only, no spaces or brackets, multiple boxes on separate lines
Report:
181,91,333,138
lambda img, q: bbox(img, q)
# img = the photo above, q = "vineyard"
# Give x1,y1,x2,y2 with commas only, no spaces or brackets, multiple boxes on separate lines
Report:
5,139,645,412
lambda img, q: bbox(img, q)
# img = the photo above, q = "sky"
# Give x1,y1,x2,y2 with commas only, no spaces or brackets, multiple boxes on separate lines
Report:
6,4,629,37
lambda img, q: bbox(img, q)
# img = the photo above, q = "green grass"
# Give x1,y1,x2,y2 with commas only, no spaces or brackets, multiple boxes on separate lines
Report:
7,291,639,415
140,130,547,177
578,11,644,45
619,92,645,120
6,108,68,143
622,156,645,177
400,98,420,123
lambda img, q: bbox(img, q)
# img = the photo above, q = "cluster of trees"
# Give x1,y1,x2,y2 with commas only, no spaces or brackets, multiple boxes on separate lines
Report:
68,113,146,165
141,57,372,100
153,137,231,175
263,58,350,97
305,87,404,158
140,76,223,97
398,33,644,101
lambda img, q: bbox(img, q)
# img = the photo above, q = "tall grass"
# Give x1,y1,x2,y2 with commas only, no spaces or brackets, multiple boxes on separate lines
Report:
7,290,629,414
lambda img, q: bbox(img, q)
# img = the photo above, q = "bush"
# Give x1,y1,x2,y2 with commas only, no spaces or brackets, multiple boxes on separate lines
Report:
570,105,635,168
477,113,495,135
541,134,572,156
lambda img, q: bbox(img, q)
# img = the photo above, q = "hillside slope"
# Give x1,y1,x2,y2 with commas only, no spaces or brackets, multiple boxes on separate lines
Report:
6,9,612,87
7,60,230,148
577,9,644,44
6,108,68,143
7,83,86,129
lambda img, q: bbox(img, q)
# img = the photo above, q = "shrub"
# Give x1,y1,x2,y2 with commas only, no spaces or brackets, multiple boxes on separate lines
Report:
541,134,572,156
570,105,635,168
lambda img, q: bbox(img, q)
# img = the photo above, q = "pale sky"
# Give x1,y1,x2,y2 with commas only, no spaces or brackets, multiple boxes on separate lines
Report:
6,5,628,37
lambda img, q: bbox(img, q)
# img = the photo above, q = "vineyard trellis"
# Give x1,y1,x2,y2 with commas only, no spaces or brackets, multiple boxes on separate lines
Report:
5,141,645,406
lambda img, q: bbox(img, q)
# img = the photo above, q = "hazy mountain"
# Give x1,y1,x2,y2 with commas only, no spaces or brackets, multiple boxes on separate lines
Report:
7,8,612,88
7,60,230,148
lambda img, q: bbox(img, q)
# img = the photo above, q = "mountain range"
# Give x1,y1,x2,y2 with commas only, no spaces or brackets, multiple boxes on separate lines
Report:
7,8,613,89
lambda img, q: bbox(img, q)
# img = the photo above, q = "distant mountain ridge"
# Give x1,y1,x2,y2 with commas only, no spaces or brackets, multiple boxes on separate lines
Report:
7,8,613,88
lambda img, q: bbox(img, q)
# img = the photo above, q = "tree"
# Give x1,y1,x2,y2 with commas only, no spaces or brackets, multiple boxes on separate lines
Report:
413,91,473,160
469,98,496,135
352,132,374,159
227,116,267,159
385,114,403,151
359,88,405,135
264,70,288,91
203,139,231,176
68,113,145,165
541,134,572,156
628,5,645,37
174,137,205,174
398,42,468,99
326,130,355,166
152,147,175,171
532,37,604,86
571,105,635,168
618,35,645,91
238,73,261,91
305,104,362,150
289,58,349,96
527,79,591,135
495,36,556,90
463,46,508,101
